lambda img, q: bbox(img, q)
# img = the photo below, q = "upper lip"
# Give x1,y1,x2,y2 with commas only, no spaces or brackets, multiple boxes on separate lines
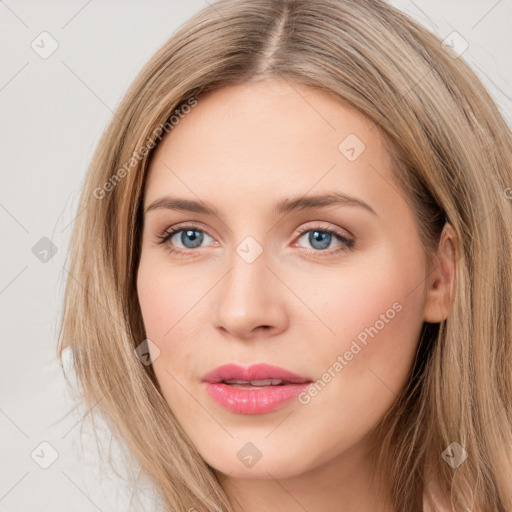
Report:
201,363,313,384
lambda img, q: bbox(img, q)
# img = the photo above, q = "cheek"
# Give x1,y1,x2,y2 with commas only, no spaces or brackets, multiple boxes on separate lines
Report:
136,257,213,383
288,256,425,457
137,257,201,344
306,250,426,403
136,259,202,411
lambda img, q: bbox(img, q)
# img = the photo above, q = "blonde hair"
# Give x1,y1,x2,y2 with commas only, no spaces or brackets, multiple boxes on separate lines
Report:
57,0,512,510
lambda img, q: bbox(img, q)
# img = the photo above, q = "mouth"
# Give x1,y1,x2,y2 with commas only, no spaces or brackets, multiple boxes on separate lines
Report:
201,363,313,414
220,378,294,388
201,363,313,385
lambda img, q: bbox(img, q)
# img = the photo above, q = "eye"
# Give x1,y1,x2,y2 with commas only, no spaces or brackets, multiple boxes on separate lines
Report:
294,223,355,255
156,224,214,256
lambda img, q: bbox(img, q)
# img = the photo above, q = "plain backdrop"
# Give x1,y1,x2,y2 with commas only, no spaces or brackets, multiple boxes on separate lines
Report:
1,1,511,511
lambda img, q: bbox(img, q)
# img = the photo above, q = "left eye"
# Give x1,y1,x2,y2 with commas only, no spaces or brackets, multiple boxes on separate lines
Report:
296,227,353,252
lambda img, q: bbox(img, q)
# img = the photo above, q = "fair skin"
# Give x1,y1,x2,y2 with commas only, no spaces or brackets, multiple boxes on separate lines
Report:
136,77,456,512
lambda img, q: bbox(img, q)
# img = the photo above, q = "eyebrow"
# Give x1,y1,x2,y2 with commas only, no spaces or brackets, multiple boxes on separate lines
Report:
144,192,378,217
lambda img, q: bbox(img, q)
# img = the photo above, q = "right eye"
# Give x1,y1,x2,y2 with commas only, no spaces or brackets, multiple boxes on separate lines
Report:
156,224,216,255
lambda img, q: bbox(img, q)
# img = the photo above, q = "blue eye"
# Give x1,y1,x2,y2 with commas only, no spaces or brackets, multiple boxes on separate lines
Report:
295,226,354,254
156,224,354,256
157,226,213,252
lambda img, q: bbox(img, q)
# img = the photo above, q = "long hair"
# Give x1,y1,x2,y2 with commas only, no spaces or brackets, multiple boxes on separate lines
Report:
57,1,512,510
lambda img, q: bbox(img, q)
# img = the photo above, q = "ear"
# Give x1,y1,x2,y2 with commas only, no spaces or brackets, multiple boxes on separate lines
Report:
423,223,457,323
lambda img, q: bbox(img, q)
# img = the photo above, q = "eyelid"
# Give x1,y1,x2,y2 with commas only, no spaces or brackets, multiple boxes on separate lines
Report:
296,220,353,239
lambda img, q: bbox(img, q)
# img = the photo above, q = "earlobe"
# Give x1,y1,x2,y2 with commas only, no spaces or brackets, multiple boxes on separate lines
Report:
423,223,457,323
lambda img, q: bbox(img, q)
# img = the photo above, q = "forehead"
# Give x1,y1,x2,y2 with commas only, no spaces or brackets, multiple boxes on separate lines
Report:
145,78,401,218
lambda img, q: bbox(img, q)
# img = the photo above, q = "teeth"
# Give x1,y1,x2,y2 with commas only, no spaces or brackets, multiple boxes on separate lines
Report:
223,379,284,386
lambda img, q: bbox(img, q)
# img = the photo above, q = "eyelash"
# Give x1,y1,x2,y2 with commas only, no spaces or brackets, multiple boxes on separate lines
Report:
155,223,355,257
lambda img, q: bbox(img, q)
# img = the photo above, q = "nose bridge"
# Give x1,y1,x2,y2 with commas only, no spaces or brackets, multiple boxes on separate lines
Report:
213,239,287,337
223,242,271,311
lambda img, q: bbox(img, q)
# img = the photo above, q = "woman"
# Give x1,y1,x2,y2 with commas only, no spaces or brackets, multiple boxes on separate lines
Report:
57,0,512,510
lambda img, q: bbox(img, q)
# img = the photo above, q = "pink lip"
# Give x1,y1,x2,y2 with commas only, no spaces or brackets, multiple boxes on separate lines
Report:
201,363,313,415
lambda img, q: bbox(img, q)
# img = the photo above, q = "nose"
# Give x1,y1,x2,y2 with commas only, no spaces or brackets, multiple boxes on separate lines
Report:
212,249,289,340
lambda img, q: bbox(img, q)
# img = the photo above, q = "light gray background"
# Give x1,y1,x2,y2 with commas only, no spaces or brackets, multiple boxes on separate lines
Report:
1,1,511,511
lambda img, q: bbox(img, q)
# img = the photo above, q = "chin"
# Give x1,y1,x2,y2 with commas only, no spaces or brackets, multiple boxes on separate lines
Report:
206,451,310,480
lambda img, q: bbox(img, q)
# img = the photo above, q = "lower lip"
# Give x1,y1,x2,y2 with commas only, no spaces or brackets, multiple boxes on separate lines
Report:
204,382,311,414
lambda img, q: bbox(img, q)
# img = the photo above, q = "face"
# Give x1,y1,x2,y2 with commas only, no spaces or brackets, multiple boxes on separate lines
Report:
136,77,432,480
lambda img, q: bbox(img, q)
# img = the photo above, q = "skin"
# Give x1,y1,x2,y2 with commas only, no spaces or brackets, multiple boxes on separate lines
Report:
136,77,456,512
